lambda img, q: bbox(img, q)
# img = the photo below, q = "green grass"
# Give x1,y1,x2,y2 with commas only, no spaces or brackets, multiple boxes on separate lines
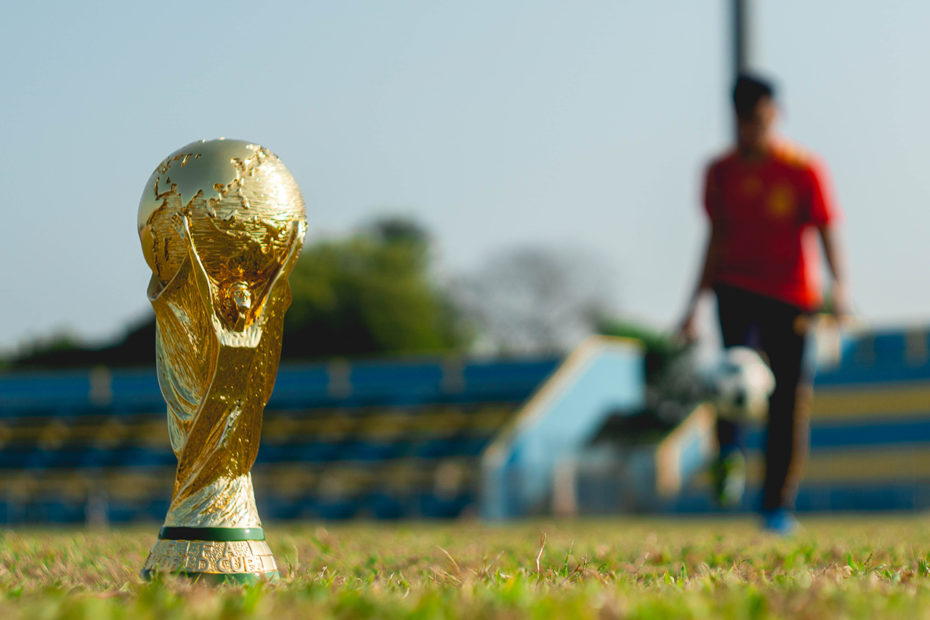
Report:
3,516,930,619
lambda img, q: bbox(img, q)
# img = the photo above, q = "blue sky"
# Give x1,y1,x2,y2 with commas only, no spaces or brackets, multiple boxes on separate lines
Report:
2,1,928,353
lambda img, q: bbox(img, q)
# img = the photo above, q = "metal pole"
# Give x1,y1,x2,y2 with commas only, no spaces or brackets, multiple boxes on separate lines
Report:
731,0,750,140
732,0,749,78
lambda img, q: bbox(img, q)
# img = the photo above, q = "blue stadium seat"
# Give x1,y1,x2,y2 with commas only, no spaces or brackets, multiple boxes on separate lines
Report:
0,371,91,418
339,440,403,462
29,499,85,524
109,370,164,413
365,491,409,520
413,438,458,459
42,448,88,469
268,365,332,409
0,355,564,523
258,443,307,464
107,500,145,524
418,492,472,519
108,445,174,468
300,441,343,463
144,498,171,521
315,496,361,520
0,446,36,469
461,358,559,402
349,362,445,406
79,446,113,468
458,436,491,456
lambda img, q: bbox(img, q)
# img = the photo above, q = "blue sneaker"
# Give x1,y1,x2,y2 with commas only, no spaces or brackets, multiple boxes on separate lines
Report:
762,509,799,536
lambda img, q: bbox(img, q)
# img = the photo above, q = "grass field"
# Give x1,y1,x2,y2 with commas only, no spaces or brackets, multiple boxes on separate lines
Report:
3,516,930,619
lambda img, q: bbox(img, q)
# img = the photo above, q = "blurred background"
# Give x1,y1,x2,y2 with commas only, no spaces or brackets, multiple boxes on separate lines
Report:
1,1,929,525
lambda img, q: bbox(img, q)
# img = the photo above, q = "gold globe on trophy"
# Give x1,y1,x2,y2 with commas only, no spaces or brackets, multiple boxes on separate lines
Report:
138,138,307,582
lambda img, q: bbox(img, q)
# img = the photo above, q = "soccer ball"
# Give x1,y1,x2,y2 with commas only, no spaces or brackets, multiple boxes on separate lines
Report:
707,347,775,422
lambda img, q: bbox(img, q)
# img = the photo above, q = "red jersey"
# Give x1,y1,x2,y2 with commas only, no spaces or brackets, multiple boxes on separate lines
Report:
703,141,839,310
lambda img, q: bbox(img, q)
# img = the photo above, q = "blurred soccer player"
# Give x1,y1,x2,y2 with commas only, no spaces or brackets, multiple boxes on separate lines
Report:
678,73,849,534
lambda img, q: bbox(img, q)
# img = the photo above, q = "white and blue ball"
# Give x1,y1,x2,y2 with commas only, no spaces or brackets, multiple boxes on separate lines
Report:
706,347,776,422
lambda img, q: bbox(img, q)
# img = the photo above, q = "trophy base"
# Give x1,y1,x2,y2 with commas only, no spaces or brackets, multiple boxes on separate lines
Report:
141,527,278,583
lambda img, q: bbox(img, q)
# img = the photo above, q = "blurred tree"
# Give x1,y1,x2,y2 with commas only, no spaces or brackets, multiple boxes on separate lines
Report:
8,330,86,367
455,246,613,355
11,314,156,369
281,216,468,358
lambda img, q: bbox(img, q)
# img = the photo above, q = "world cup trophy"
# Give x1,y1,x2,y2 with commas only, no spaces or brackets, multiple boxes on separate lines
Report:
137,138,307,582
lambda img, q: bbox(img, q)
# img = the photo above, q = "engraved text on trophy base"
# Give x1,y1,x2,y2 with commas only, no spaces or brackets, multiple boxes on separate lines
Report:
142,539,277,575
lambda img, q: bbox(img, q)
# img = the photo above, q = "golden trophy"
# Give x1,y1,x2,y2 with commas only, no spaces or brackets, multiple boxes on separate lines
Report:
137,138,307,582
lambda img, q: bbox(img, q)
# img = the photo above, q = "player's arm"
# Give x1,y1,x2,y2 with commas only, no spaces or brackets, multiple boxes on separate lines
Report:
679,163,723,342
678,222,721,341
807,156,850,321
818,224,850,320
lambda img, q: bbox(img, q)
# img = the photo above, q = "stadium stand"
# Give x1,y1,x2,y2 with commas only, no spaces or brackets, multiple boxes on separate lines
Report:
4,326,930,524
0,356,558,524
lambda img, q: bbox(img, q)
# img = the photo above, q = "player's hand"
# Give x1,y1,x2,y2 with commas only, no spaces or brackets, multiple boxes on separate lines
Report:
830,281,852,325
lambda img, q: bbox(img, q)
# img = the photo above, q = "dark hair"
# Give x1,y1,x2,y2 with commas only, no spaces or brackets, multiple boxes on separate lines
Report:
732,73,776,118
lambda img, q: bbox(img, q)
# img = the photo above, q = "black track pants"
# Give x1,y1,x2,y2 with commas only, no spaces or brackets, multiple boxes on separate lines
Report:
714,284,812,512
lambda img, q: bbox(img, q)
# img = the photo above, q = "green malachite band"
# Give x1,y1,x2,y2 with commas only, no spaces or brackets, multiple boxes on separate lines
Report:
158,526,265,541
141,569,279,584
